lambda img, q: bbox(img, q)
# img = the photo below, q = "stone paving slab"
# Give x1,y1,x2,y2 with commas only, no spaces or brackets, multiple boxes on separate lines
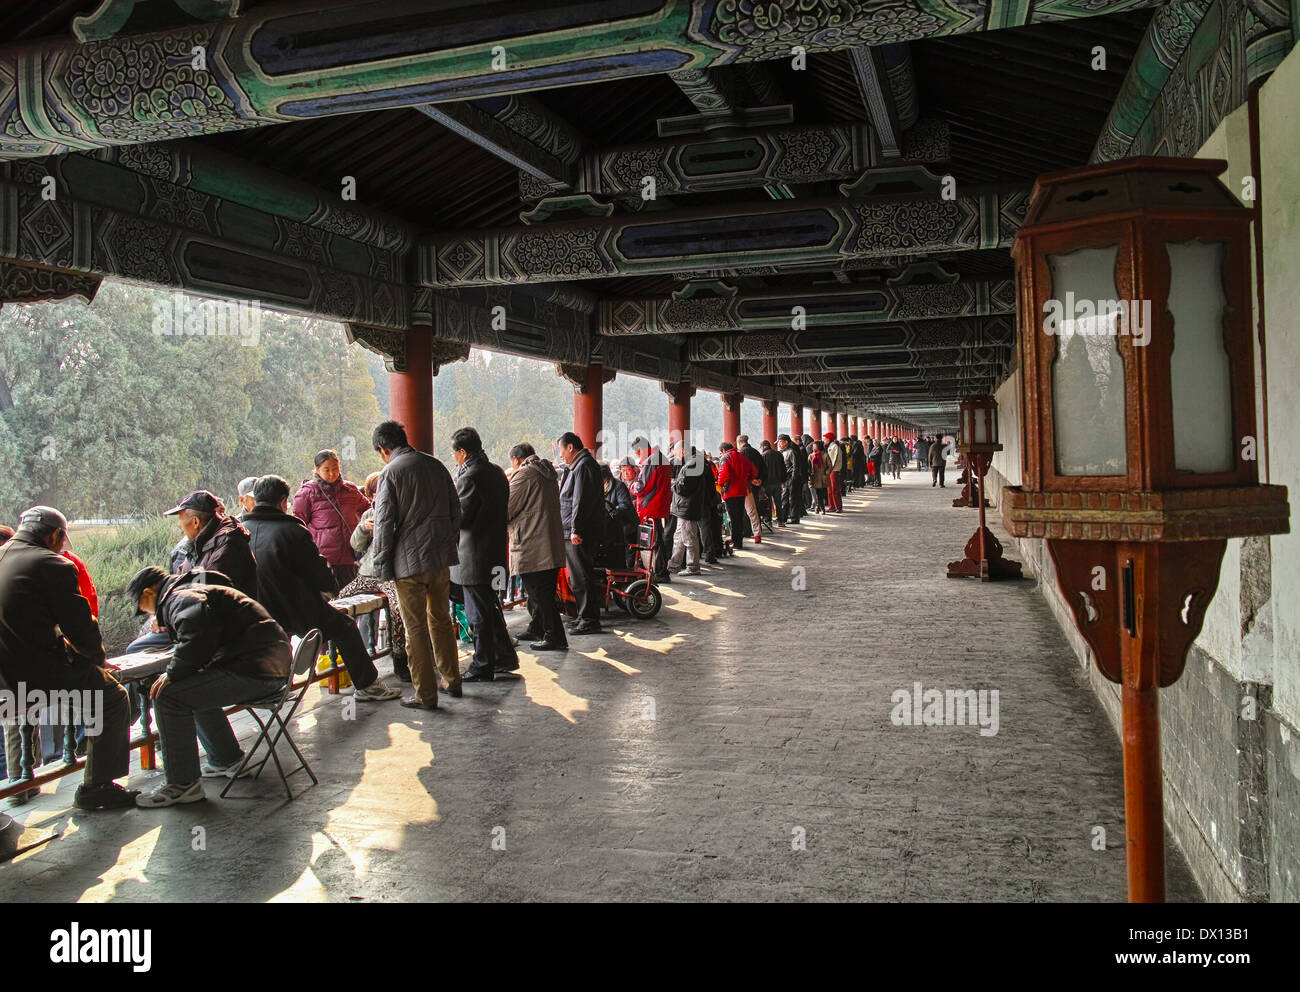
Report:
0,468,1200,902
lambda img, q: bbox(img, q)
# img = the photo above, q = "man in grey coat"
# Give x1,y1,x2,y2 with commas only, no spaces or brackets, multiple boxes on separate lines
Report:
371,420,462,710
508,443,567,651
449,427,519,682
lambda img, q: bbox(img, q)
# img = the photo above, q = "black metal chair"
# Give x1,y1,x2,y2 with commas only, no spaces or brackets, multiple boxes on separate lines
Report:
221,629,323,801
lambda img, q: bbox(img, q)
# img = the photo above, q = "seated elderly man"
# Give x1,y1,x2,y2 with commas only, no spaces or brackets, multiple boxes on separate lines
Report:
0,507,136,810
126,565,293,808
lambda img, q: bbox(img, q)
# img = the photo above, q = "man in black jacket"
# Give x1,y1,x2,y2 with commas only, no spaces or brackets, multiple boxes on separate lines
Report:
163,490,258,598
557,431,604,634
778,436,805,525
666,441,705,574
736,434,766,541
449,427,519,682
0,507,137,810
126,566,292,808
242,475,400,704
760,440,787,527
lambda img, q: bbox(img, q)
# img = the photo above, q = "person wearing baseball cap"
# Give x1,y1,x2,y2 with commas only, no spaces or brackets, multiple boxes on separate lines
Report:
0,506,138,810
235,477,259,521
163,489,257,598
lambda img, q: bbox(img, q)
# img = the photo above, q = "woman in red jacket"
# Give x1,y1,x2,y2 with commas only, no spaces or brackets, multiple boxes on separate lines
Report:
293,449,370,590
716,442,758,549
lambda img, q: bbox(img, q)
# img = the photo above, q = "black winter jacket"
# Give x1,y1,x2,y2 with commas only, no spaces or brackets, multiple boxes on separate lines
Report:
154,571,291,683
762,449,787,490
242,505,338,635
670,451,707,521
560,449,604,541
179,513,258,599
450,454,510,587
740,443,766,485
0,532,104,688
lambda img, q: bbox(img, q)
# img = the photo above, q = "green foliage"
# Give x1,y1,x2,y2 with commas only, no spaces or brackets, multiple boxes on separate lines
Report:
69,517,179,655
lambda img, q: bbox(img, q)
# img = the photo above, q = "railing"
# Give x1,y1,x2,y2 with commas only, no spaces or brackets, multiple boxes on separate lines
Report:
0,594,390,802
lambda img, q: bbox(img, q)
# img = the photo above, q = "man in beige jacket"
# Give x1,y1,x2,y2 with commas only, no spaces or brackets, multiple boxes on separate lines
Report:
507,443,568,651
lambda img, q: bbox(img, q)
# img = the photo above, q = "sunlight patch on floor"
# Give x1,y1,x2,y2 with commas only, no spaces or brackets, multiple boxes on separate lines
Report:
518,657,591,724
661,586,726,620
77,823,161,902
612,630,686,653
577,646,641,675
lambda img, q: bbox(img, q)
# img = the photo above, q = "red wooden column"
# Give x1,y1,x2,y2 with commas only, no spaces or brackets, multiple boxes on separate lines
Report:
822,410,832,437
390,327,433,453
812,407,822,438
837,412,848,437
849,415,858,437
790,404,803,439
665,381,695,448
574,363,608,459
723,392,743,443
761,399,779,444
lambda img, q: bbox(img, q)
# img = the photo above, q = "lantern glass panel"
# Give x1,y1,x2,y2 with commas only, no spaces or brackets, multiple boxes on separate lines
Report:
1167,240,1234,474
974,407,991,444
1047,245,1128,476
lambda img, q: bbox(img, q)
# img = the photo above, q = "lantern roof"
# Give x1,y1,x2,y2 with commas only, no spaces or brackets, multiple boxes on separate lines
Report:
1015,157,1245,243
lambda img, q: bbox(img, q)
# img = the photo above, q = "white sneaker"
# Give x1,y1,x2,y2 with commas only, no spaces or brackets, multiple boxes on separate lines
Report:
136,780,205,808
201,755,250,779
356,678,401,702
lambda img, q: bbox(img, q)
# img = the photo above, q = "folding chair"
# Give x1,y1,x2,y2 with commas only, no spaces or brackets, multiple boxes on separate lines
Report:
221,629,323,800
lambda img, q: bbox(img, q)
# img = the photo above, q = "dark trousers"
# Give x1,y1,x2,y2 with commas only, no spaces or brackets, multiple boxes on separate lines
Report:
19,664,132,788
766,485,782,522
932,463,946,486
155,668,282,785
314,605,379,689
462,582,519,677
724,495,749,547
657,516,674,577
701,505,722,559
521,568,565,645
784,480,804,523
565,541,601,623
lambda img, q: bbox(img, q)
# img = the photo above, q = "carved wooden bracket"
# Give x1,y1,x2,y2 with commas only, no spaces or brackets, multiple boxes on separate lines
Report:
556,362,616,392
0,261,101,313
345,323,408,373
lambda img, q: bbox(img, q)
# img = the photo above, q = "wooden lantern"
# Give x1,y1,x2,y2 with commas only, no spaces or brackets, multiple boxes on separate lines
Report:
947,395,1021,580
1002,157,1289,901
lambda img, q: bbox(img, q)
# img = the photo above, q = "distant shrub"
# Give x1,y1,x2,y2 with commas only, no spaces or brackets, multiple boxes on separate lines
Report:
71,518,178,655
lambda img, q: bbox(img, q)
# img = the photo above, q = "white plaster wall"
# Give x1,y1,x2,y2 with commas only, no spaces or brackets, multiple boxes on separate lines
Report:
1260,44,1300,727
991,367,1022,489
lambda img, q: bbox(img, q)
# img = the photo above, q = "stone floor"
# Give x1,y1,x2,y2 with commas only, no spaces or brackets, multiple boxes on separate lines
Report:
1,468,1200,902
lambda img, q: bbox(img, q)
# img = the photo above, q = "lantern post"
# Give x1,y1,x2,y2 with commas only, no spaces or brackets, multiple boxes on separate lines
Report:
1002,157,1289,901
947,395,1022,581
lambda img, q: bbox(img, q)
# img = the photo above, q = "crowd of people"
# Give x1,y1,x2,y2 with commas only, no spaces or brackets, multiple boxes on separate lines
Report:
0,419,950,812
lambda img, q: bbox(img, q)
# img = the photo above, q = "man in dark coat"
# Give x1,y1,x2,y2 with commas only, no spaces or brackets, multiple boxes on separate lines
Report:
557,431,605,634
164,490,258,598
126,566,292,807
0,507,136,810
242,475,400,703
449,427,519,681
760,439,787,527
779,435,805,525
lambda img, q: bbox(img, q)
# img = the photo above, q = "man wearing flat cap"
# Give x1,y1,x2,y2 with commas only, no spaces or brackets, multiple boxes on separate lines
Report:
162,490,257,597
0,507,137,810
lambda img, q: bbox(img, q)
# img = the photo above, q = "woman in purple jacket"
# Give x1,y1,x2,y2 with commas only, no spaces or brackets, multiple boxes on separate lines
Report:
293,449,370,590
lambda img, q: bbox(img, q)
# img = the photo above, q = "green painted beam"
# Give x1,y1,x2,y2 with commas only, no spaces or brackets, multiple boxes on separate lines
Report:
2,0,1170,161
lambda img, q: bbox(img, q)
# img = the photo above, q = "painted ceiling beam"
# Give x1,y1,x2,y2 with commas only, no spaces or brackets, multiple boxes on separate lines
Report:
0,0,1170,160
605,278,1015,336
687,316,1014,361
1093,0,1293,161
420,186,1029,288
849,43,919,159
1,159,408,328
82,138,414,253
522,121,898,203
